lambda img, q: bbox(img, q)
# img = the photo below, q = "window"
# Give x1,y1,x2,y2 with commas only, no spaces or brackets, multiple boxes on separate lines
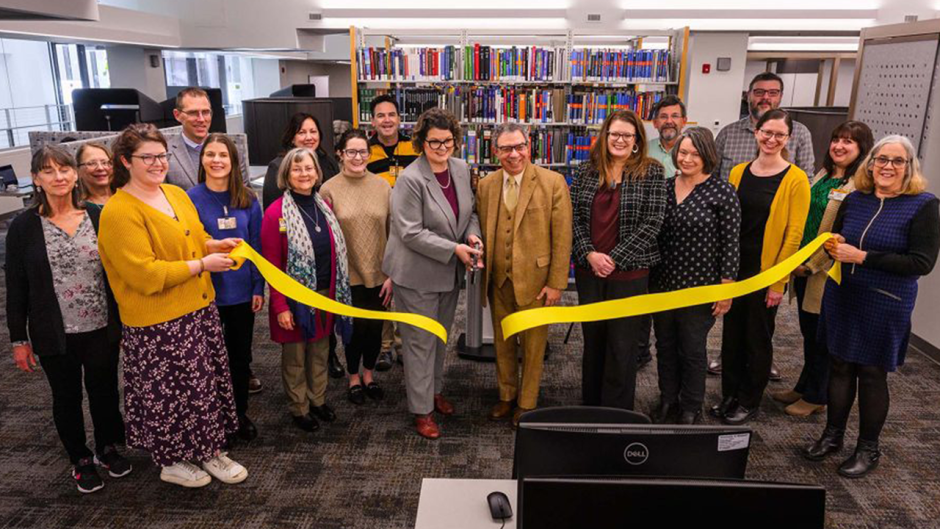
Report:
162,51,259,116
0,38,63,149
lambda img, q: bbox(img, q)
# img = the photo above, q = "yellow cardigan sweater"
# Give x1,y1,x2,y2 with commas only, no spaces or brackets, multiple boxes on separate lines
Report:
98,185,215,327
729,162,811,293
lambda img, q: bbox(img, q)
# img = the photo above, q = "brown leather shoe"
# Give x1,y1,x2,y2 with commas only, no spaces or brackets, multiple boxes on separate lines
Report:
434,394,455,416
785,399,826,417
415,414,440,439
512,407,534,429
490,400,514,420
771,389,803,405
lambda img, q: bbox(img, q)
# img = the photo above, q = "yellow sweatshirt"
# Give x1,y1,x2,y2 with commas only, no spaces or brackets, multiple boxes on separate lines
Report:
729,163,811,293
98,185,215,327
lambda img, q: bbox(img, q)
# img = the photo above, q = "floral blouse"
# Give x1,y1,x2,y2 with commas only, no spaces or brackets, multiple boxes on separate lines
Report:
41,213,109,333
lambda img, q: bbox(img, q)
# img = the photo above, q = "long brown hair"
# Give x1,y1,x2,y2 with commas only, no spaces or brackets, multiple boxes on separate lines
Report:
29,145,84,216
110,123,167,191
197,133,254,209
589,109,654,187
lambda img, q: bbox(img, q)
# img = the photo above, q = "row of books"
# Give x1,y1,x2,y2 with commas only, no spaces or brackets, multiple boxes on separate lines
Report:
567,90,665,124
460,127,569,166
357,46,674,83
569,49,672,83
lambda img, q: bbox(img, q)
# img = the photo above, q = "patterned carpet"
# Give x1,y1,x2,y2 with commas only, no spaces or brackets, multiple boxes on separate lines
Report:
1,230,939,528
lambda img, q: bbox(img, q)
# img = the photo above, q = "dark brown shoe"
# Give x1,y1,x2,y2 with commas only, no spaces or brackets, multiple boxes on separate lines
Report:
489,400,514,420
512,407,534,429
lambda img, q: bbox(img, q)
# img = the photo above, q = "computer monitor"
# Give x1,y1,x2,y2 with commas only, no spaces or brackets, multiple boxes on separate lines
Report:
520,477,826,529
513,422,752,481
0,164,17,187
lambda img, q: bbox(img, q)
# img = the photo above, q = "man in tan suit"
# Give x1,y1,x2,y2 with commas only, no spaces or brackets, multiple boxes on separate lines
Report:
476,123,573,427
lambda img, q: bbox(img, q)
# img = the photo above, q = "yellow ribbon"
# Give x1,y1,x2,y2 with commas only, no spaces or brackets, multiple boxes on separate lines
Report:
228,242,448,343
501,232,842,339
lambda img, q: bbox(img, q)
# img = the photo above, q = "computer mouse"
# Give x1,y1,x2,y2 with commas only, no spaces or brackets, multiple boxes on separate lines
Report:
487,491,513,521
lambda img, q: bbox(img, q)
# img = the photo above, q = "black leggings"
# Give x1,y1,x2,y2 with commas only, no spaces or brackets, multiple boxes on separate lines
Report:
345,285,385,375
826,356,889,443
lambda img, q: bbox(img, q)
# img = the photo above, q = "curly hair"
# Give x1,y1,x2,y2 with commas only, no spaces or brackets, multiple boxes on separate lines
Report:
110,123,167,191
411,108,462,155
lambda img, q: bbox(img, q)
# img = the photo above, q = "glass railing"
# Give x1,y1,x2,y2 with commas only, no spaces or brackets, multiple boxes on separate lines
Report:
0,104,75,150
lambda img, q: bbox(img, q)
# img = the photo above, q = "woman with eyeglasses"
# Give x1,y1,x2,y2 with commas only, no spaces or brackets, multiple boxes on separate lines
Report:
76,142,114,208
711,109,810,426
571,109,667,412
803,135,939,478
187,133,265,443
261,147,352,434
320,128,393,406
382,108,482,439
97,123,248,488
774,121,874,418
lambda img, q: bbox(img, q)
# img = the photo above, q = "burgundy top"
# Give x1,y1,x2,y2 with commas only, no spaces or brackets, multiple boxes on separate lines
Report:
435,169,459,218
587,183,648,281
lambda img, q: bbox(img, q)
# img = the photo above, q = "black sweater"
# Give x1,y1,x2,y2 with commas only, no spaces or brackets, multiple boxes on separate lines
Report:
4,207,121,357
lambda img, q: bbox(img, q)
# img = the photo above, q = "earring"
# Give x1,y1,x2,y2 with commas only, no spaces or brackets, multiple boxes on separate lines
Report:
632,144,639,154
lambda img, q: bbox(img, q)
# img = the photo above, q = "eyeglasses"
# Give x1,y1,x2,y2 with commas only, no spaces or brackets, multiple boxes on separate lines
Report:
496,142,529,155
757,129,789,141
131,153,170,166
751,89,782,98
290,166,319,175
873,156,908,169
343,149,369,159
676,149,701,159
607,132,636,143
425,137,455,150
79,160,112,169
656,113,684,121
181,109,212,119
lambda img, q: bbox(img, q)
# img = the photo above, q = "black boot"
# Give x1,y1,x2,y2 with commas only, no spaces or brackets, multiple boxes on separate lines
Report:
650,400,678,424
328,349,345,379
709,396,737,418
838,439,881,478
802,426,844,461
677,409,702,425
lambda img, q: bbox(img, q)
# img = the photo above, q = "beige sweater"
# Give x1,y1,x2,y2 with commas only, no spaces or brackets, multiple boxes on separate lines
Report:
320,170,391,288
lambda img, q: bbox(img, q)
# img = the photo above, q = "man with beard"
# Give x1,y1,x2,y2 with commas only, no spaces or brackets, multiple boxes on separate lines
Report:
708,72,814,379
713,72,815,182
647,96,687,178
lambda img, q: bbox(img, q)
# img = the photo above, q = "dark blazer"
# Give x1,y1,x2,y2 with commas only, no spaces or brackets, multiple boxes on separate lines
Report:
571,161,667,272
262,150,339,212
5,207,121,357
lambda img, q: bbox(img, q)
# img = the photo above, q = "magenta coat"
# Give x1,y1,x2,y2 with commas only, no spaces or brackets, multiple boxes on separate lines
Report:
261,196,337,344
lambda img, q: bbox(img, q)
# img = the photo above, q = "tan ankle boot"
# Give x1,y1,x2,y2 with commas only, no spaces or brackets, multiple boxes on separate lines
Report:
785,399,826,417
771,389,803,405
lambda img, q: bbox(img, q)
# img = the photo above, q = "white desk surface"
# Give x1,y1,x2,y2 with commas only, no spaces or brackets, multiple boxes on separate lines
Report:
415,478,517,529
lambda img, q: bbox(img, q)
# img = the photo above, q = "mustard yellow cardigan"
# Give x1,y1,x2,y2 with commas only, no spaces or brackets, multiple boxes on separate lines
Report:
98,185,215,327
729,163,811,293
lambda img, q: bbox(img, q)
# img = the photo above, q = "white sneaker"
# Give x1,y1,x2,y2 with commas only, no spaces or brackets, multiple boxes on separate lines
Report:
160,461,212,488
202,453,248,484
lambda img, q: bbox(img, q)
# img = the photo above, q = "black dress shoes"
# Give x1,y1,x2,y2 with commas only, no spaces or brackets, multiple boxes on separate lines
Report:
348,384,366,405
650,400,679,424
677,409,703,425
364,382,384,401
292,413,319,432
311,403,337,423
838,440,881,478
236,415,258,441
722,404,759,425
802,426,844,461
328,350,345,379
709,396,737,418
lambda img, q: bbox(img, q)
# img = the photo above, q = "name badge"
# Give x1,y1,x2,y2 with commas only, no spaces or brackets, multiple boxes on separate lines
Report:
828,189,848,202
279,218,287,233
217,217,237,230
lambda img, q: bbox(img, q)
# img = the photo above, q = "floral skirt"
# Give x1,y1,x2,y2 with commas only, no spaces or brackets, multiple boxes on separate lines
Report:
122,304,238,466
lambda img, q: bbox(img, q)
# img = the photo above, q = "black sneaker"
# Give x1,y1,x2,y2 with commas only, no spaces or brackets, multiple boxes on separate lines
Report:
73,457,104,493
94,445,133,478
375,350,393,372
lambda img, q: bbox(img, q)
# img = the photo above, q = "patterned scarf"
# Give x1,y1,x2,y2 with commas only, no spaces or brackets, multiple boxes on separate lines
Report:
282,190,353,343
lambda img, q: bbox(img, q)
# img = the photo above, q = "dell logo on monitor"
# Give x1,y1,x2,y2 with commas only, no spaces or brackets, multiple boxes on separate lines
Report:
623,443,649,465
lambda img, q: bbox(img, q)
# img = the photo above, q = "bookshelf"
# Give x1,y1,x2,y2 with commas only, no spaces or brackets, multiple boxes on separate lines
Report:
349,27,689,179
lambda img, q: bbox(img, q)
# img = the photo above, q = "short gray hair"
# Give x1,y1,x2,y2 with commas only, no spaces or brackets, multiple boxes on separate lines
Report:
670,126,719,176
491,122,530,152
277,147,321,191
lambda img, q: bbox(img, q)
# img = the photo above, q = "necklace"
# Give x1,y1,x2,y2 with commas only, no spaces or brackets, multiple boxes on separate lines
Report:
297,201,322,232
208,189,231,216
436,170,452,190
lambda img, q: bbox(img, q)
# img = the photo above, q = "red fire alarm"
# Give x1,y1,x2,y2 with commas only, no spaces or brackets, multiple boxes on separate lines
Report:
702,63,711,74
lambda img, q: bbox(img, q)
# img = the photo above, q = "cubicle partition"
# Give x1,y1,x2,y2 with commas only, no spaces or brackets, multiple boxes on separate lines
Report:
242,98,334,166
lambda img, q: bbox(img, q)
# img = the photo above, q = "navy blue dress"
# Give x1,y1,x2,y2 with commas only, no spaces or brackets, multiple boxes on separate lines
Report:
820,191,940,371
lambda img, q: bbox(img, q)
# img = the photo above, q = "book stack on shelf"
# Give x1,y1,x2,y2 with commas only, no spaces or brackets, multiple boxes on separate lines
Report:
568,48,673,83
567,90,665,125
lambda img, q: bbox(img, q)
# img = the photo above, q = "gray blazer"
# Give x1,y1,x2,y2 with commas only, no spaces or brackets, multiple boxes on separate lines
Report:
383,155,481,292
164,133,250,190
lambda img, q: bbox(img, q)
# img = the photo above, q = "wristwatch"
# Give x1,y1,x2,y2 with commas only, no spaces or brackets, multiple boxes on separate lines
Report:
11,341,29,349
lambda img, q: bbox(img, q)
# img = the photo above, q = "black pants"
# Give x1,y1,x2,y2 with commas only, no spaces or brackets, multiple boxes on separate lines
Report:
826,356,889,443
638,314,652,360
720,288,778,409
577,271,648,411
38,327,125,465
653,303,716,412
793,276,830,405
346,285,385,375
217,302,255,418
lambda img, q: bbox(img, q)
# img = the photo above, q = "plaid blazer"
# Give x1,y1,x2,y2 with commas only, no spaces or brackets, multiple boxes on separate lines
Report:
571,161,667,271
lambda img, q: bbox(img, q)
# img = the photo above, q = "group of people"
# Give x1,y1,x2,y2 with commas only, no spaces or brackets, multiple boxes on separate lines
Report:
6,73,939,495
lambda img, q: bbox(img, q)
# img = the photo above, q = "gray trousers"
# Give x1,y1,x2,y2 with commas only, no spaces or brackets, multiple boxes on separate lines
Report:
394,282,460,415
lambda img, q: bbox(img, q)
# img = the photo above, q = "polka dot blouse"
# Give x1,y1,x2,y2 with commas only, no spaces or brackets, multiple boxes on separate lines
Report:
652,174,742,292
